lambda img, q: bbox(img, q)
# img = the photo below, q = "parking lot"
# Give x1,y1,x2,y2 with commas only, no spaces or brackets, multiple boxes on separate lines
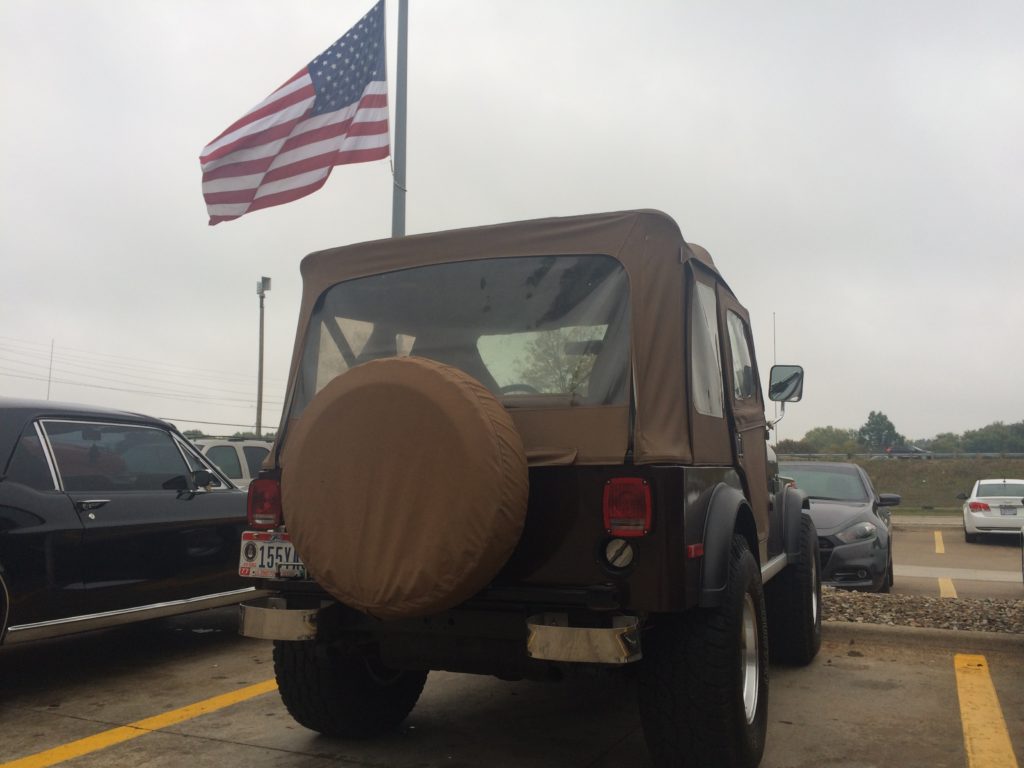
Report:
2,521,1021,768
892,517,1023,600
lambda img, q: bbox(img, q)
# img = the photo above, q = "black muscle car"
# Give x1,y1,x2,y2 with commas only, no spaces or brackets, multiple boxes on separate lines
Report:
0,397,257,645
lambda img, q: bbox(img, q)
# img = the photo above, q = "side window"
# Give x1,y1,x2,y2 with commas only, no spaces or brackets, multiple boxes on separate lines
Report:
243,446,269,478
4,427,55,491
44,421,190,492
726,311,755,400
206,445,243,479
690,280,724,417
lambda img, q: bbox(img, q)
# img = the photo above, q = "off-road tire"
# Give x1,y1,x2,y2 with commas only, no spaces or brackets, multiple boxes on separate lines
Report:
637,535,769,768
273,639,428,738
764,513,821,666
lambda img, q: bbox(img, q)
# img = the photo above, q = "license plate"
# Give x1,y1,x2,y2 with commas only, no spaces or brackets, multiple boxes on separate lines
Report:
999,506,1018,516
239,531,307,579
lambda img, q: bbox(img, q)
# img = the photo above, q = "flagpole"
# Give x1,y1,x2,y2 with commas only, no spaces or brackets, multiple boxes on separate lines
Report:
391,0,409,237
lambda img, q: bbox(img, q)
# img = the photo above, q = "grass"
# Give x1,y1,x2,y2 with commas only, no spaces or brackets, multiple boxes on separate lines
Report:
891,506,960,516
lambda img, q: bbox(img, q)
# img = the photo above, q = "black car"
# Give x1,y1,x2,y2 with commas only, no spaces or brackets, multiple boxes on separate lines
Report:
780,461,901,592
0,398,257,645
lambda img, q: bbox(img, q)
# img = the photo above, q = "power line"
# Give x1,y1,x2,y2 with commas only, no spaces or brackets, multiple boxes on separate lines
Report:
0,370,284,408
0,350,285,403
0,335,289,386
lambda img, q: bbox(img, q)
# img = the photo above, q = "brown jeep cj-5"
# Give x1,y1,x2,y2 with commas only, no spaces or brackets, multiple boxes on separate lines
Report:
238,210,819,768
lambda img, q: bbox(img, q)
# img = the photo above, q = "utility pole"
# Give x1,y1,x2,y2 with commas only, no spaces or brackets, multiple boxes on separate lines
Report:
256,276,271,436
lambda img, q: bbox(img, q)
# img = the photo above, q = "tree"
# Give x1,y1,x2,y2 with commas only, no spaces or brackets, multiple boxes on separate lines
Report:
857,411,904,452
232,430,276,440
925,432,962,454
961,421,1024,453
183,429,206,439
801,426,860,455
517,328,598,397
775,438,811,454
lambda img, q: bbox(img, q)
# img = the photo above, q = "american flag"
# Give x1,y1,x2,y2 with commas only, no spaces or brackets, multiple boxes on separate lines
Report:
199,1,389,225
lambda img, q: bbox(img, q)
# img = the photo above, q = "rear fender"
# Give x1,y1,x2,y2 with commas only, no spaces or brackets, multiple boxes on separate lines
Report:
699,484,755,608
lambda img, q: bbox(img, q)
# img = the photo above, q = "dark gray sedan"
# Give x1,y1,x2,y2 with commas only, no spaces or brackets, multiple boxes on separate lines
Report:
780,462,901,592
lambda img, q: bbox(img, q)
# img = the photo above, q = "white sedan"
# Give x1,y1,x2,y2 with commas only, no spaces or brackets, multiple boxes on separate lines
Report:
961,478,1024,543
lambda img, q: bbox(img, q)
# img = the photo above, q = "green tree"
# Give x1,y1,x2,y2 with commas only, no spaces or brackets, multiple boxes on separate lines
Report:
775,438,811,454
802,426,860,454
183,429,206,439
926,432,962,454
857,411,904,452
961,421,1024,453
232,431,276,440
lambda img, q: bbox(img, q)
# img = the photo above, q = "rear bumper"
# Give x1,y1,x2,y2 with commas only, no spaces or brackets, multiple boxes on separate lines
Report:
964,511,1024,535
239,593,644,665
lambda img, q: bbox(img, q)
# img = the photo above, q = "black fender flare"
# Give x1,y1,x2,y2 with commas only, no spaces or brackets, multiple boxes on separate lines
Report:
0,567,10,643
780,484,811,559
699,484,751,608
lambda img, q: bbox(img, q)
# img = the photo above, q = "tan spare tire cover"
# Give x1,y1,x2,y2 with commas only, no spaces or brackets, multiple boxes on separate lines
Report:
282,356,528,621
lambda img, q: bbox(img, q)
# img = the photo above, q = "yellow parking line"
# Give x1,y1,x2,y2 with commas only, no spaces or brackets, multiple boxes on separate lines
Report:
934,530,945,554
954,654,1020,768
0,679,277,768
939,577,958,598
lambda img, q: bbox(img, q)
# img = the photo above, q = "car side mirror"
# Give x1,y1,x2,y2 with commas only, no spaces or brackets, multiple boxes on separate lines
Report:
192,469,221,489
956,492,968,501
878,493,901,507
768,365,803,403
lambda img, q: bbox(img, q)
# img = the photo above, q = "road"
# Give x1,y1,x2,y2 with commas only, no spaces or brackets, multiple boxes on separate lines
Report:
892,516,1023,599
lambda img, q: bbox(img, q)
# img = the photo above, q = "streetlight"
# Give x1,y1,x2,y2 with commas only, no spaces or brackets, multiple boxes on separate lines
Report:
256,276,271,437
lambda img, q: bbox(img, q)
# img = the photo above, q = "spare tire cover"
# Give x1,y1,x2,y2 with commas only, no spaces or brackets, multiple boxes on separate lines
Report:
282,356,528,621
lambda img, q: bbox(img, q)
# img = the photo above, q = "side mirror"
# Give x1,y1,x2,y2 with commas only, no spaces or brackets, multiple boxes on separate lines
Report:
956,492,968,501
878,493,901,507
768,365,804,403
192,469,222,489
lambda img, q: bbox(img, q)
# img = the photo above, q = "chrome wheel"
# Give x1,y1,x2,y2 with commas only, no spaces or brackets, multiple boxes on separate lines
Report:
810,550,819,624
741,593,760,724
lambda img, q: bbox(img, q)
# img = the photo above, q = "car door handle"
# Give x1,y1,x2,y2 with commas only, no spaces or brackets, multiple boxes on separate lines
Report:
75,499,110,513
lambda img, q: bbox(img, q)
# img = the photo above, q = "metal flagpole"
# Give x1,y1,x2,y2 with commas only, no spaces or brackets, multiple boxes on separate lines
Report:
391,0,408,237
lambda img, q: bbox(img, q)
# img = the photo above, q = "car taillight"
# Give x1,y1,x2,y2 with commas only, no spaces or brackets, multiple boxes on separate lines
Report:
968,501,990,512
248,478,283,529
603,477,652,537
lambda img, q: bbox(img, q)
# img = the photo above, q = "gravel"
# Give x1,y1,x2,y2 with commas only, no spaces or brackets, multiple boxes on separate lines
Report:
821,585,1023,635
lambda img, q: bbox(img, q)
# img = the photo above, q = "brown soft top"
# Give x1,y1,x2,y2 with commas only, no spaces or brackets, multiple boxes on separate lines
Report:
279,209,736,466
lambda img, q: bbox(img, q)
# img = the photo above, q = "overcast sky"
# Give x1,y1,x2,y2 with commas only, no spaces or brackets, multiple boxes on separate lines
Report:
1,0,1021,442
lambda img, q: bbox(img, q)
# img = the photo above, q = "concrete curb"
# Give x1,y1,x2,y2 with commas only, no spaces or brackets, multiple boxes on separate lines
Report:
823,620,1024,653
892,516,961,530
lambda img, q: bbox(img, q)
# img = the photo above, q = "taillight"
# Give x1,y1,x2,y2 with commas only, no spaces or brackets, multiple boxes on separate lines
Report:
968,501,990,512
248,478,283,529
603,477,652,537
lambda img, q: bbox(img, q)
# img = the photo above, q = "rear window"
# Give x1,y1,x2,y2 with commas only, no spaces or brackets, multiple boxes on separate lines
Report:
292,255,630,416
977,482,1024,498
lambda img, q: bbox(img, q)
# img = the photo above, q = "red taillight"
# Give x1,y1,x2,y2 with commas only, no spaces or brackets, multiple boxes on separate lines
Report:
248,478,283,529
968,501,990,512
603,477,652,537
